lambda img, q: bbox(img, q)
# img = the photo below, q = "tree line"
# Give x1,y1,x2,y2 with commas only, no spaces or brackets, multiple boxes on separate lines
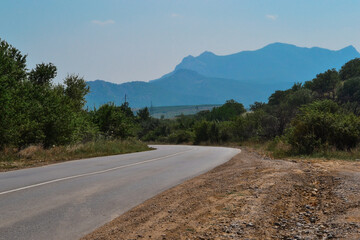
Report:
2,38,360,156
129,59,360,155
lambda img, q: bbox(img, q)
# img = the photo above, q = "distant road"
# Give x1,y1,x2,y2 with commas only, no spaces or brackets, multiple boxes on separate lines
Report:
0,145,240,240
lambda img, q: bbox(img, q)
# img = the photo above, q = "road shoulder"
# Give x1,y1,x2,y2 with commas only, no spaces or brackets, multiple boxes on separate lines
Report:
82,148,360,239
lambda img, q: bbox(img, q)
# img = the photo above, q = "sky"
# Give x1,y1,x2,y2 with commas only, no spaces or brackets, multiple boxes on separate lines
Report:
1,0,360,84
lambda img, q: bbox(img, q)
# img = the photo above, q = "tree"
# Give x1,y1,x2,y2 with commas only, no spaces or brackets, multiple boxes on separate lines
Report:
250,101,266,111
286,100,360,153
207,99,246,121
0,38,27,81
120,101,134,118
0,38,27,148
64,74,90,111
304,69,340,98
208,122,220,143
194,120,209,144
29,63,57,86
338,77,360,103
137,107,150,121
268,89,292,106
339,58,360,80
93,103,135,139
266,88,313,135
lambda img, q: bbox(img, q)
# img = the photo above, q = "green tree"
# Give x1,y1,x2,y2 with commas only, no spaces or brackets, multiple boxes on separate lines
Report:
137,107,150,121
194,120,210,144
29,63,57,86
0,39,27,148
93,103,135,139
64,74,90,111
338,77,360,103
339,58,360,80
205,99,246,121
286,100,360,153
250,101,266,111
304,69,340,98
266,88,313,135
208,122,220,143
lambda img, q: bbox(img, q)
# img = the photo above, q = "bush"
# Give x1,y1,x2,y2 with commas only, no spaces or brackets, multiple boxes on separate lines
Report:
339,58,360,80
167,130,194,144
93,103,136,139
286,100,360,154
193,120,210,144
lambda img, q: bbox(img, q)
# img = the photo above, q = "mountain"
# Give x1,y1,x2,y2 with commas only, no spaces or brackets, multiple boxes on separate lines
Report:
166,43,360,84
85,43,360,108
86,70,281,108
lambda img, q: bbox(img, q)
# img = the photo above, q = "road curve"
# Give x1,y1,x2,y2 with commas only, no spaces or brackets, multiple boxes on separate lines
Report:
0,145,240,240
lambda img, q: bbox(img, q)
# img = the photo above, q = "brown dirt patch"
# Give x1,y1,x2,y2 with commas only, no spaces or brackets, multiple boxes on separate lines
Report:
82,148,360,240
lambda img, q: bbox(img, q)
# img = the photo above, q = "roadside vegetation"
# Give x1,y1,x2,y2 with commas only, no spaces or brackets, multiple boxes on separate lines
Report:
0,139,149,171
2,37,360,171
132,59,360,161
0,38,151,170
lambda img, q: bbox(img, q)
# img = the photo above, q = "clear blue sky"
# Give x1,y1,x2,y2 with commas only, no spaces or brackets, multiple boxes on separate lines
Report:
1,0,359,84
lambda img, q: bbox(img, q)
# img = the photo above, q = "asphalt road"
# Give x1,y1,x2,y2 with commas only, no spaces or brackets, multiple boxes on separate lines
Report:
0,145,240,240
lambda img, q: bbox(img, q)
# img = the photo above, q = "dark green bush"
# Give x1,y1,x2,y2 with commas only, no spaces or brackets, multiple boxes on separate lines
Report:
286,100,360,154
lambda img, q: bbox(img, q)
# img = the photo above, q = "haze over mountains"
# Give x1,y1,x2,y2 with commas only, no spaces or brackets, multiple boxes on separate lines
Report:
86,43,360,108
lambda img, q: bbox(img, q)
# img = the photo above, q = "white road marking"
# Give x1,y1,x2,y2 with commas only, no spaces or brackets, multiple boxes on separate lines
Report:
0,149,192,196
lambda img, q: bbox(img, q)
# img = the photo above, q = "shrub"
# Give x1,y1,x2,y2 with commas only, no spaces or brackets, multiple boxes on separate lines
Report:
167,130,194,144
286,100,360,154
193,120,210,144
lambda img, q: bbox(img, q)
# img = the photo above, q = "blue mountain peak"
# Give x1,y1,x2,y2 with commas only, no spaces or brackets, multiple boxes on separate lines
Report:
199,51,216,57
340,45,358,53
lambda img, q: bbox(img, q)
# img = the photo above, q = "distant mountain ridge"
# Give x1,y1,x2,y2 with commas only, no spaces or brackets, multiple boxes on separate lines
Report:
86,43,360,108
163,43,359,83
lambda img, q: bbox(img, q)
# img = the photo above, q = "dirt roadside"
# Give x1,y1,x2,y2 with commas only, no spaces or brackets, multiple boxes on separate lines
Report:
82,148,360,240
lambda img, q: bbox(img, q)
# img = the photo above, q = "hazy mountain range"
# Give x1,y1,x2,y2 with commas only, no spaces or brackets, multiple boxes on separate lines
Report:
86,43,360,108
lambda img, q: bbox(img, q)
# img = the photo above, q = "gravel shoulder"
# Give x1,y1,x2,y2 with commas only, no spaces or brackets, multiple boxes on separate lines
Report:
82,148,360,240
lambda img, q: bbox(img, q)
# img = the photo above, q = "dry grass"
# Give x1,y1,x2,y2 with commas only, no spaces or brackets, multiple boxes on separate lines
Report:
240,139,360,162
0,139,151,172
18,145,43,159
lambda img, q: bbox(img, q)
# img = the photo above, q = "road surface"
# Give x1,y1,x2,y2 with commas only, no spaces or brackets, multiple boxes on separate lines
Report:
0,145,240,240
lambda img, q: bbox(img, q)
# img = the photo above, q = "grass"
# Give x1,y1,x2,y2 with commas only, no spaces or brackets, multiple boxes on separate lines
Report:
0,139,151,172
291,149,360,161
240,139,360,161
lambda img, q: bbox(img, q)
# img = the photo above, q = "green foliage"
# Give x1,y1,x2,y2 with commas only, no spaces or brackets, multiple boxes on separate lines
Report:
3,37,360,160
266,87,314,135
250,101,266,111
92,103,135,139
268,89,291,106
167,130,194,144
0,39,28,148
201,99,246,121
208,122,220,143
194,120,210,144
231,110,278,141
64,74,90,111
137,107,150,121
29,63,57,86
338,77,360,103
339,58,360,80
286,100,360,154
192,120,223,144
0,38,97,149
304,69,340,98
0,38,27,80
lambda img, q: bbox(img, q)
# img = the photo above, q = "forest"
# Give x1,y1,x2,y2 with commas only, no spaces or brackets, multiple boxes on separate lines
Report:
2,38,360,161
